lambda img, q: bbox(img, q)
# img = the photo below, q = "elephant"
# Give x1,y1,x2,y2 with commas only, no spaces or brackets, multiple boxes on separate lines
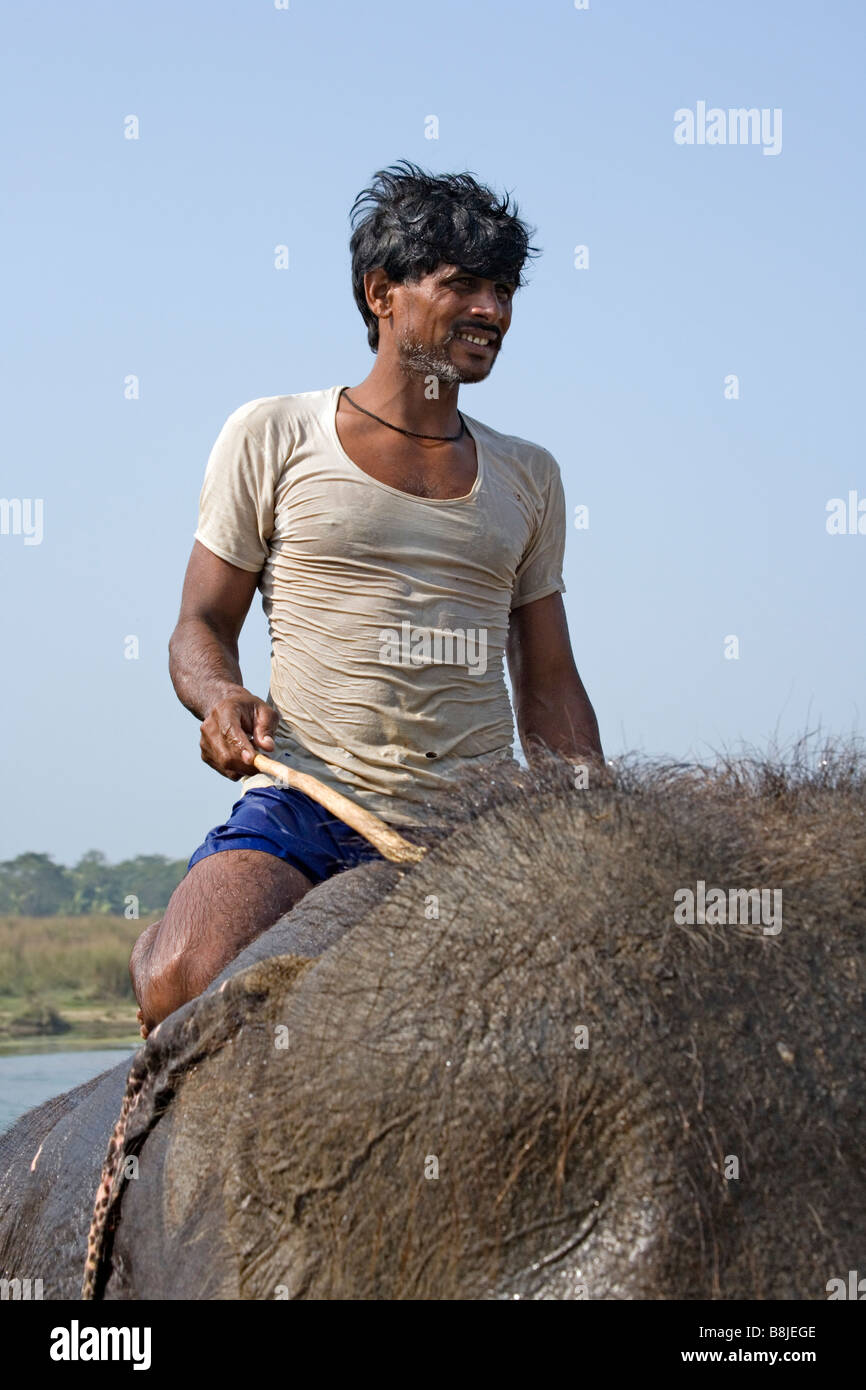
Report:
1,750,863,1300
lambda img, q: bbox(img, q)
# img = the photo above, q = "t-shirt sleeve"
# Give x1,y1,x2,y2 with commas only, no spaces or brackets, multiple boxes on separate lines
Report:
510,450,567,610
194,406,276,573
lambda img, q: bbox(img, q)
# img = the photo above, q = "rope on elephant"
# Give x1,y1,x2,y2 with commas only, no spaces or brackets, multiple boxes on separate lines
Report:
81,1052,150,1299
81,955,313,1299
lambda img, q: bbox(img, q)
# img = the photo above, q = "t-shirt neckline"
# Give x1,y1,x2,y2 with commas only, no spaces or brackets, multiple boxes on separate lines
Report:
328,384,484,505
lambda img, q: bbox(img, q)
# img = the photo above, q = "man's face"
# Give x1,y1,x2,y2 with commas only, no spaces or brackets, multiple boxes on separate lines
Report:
387,264,515,384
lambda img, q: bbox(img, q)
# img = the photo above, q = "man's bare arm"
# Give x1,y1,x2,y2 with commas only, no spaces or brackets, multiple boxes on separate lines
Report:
132,541,286,1035
169,540,278,779
506,592,603,767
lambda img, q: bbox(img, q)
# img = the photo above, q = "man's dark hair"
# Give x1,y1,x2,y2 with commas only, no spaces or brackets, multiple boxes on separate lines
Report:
349,160,539,351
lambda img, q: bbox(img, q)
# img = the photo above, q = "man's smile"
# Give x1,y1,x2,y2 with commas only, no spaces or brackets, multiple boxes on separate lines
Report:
452,328,498,352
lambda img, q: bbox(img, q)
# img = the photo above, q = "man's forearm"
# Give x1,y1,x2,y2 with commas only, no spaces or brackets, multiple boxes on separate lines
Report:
169,616,247,720
169,598,278,779
517,678,603,766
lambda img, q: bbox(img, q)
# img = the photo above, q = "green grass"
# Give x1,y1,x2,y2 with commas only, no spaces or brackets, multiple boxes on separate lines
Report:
0,914,158,1042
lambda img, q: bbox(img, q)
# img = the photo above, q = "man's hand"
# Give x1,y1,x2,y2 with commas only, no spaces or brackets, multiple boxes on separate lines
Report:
199,686,279,779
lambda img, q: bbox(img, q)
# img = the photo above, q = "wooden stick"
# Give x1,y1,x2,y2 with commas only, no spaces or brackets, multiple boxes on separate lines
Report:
252,753,426,864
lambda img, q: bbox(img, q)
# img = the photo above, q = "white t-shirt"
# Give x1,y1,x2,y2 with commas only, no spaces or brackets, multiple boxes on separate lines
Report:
194,384,566,827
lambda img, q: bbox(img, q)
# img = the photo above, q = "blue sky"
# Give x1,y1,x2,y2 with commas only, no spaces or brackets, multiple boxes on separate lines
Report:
1,0,863,864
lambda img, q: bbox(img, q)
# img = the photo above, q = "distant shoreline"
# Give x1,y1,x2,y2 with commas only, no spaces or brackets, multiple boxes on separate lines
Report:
0,912,155,1055
0,1033,140,1057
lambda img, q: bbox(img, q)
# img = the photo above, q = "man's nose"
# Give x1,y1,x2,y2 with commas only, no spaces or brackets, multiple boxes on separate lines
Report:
468,286,504,321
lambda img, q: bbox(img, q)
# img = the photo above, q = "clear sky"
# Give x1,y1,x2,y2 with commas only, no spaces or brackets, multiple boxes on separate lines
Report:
1,0,863,864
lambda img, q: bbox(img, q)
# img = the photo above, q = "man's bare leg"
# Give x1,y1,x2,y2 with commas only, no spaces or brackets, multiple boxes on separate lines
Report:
130,849,314,1034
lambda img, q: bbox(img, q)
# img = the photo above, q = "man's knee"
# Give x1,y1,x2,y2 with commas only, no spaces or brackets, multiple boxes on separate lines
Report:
129,916,163,1005
130,912,185,1033
131,850,313,1030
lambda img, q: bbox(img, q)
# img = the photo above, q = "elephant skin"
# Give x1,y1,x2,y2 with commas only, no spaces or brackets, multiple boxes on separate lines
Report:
1,754,863,1300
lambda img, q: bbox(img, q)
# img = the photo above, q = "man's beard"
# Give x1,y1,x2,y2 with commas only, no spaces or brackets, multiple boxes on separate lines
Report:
396,330,490,385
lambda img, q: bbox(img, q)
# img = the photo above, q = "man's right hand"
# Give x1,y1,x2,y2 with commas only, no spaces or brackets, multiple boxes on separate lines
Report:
199,686,279,779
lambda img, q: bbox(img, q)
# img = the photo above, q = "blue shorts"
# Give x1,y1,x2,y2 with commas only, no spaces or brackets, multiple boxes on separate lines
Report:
187,784,386,886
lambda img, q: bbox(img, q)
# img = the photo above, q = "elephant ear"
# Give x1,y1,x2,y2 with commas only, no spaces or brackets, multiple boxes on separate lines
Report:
81,954,312,1300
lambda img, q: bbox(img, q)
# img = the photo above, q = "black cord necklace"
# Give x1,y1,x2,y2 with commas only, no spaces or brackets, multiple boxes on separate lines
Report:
340,387,465,442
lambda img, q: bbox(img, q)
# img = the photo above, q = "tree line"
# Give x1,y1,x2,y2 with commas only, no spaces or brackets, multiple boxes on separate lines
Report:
0,851,187,917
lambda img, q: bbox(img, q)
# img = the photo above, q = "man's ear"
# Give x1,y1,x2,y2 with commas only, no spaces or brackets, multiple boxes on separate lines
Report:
364,267,393,323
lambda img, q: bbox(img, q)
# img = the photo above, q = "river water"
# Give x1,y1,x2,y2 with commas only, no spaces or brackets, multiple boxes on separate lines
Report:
0,1047,136,1135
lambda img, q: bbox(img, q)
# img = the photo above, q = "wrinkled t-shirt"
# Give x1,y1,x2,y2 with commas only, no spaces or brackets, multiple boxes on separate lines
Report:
194,384,566,827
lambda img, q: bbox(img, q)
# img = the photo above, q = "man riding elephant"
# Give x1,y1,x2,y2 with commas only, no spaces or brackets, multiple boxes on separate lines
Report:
130,160,603,1034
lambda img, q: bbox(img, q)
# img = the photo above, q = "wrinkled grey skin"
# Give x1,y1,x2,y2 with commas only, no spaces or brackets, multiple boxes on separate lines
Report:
0,864,398,1300
2,755,864,1300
